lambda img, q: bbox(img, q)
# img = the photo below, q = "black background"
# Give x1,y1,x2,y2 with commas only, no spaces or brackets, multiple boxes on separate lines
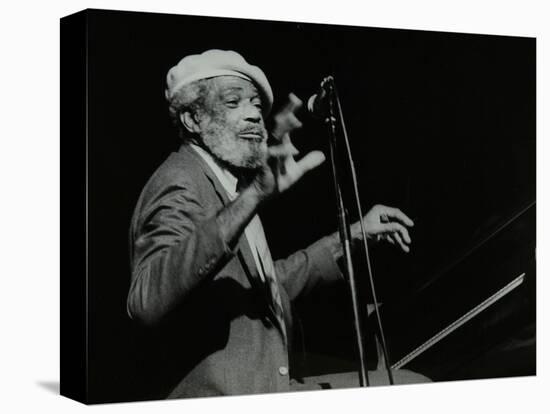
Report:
85,9,535,402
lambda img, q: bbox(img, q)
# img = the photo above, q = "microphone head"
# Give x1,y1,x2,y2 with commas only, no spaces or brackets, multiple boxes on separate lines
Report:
307,94,318,115
307,91,328,119
308,76,334,119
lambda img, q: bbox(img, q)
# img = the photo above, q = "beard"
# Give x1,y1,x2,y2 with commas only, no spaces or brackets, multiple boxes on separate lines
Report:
200,119,268,172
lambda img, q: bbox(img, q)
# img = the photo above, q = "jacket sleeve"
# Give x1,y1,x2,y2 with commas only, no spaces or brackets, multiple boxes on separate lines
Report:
127,184,233,326
274,236,343,302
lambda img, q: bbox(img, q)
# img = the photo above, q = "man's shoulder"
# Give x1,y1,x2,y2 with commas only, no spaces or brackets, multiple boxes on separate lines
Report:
138,144,212,205
151,145,203,185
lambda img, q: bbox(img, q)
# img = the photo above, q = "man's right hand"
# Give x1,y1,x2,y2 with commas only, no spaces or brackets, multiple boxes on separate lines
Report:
251,93,326,202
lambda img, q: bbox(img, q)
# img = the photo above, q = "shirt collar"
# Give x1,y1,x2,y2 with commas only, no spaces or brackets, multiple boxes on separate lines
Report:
190,144,239,200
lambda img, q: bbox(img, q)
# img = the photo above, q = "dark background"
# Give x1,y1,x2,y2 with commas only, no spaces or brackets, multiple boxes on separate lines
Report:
86,9,535,402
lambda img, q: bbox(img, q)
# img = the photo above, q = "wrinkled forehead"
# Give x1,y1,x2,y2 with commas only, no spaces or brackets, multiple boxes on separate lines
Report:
208,76,260,99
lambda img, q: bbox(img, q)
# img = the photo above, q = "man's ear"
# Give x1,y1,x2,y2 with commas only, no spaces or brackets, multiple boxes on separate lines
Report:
179,111,202,134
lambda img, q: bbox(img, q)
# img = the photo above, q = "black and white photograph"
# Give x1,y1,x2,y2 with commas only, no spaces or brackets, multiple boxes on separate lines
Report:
4,0,550,412
59,8,536,404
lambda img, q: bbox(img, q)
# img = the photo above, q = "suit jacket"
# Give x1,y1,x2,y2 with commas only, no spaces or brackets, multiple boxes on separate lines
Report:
127,144,342,398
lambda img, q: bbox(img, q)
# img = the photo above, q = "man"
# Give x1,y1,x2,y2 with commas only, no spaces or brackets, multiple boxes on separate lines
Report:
127,49,426,399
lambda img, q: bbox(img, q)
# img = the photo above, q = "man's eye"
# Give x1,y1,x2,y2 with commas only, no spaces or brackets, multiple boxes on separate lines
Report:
225,98,239,107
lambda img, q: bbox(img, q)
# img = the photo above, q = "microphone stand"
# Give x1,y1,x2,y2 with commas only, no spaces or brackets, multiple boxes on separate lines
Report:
324,79,370,387
322,77,394,387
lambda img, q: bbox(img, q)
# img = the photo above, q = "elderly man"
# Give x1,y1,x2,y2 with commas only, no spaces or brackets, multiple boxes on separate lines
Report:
127,49,425,399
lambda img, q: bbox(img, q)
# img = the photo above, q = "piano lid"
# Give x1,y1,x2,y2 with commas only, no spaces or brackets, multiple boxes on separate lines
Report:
373,202,535,381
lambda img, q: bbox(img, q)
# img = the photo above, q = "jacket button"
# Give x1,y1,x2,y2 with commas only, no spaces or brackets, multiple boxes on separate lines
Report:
278,366,288,376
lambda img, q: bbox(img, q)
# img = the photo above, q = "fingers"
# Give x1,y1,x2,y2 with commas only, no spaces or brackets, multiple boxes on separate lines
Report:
385,222,411,245
267,144,298,175
280,92,303,113
391,231,410,253
280,133,298,152
272,93,303,141
371,222,411,253
268,143,299,159
265,148,325,193
272,115,302,142
295,151,326,175
382,206,414,227
364,205,414,253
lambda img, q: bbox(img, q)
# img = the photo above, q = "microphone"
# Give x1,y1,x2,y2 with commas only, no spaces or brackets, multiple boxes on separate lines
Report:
307,76,334,119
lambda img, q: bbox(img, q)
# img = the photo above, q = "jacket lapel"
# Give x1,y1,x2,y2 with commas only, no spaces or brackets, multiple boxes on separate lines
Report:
178,144,262,286
178,144,288,339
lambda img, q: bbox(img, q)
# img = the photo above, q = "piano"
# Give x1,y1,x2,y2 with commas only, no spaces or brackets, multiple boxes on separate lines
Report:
379,201,536,381
293,201,536,383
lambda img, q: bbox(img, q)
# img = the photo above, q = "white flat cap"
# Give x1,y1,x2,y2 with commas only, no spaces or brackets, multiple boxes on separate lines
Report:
165,49,273,116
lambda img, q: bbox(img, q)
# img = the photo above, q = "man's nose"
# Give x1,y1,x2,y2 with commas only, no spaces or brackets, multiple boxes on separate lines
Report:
243,103,262,123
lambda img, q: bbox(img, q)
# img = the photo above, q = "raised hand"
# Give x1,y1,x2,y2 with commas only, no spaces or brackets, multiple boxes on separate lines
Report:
252,93,325,201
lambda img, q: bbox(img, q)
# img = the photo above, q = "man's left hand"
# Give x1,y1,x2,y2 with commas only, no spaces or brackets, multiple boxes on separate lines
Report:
351,205,414,253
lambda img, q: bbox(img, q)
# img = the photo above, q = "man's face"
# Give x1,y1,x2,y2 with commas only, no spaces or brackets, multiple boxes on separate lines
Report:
196,76,268,171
